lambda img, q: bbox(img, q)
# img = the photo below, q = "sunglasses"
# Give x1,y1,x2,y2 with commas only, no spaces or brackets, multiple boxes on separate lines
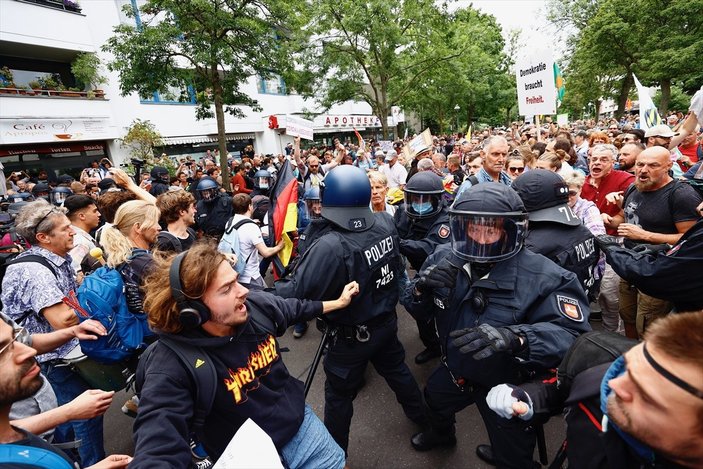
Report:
508,167,525,173
568,190,579,197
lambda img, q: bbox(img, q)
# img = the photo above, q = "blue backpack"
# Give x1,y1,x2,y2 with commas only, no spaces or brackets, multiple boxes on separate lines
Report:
0,444,73,469
76,265,148,363
218,218,257,275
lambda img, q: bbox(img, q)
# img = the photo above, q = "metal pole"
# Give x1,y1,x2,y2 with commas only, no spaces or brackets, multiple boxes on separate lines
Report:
304,319,331,398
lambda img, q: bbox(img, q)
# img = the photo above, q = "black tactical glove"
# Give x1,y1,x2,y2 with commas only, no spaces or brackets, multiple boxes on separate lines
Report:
415,258,459,292
449,324,523,360
632,243,671,256
595,234,621,252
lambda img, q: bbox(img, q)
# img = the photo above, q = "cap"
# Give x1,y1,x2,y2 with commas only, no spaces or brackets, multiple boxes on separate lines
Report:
644,124,679,138
384,150,398,162
375,150,385,158
511,169,580,226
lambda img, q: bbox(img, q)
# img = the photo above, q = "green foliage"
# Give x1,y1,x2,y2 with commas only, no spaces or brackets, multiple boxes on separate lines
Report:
653,84,691,113
103,0,309,189
120,119,164,164
71,53,108,90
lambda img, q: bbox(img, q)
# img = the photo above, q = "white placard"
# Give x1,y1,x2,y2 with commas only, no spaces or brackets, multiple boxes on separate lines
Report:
0,118,114,145
557,114,568,126
282,115,314,141
213,419,283,469
515,51,557,116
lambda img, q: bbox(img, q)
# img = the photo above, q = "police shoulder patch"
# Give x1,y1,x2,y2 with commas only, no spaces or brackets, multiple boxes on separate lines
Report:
556,295,584,322
438,224,450,239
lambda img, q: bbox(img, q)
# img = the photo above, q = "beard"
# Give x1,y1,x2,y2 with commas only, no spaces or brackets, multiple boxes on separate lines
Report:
634,178,656,192
0,358,42,407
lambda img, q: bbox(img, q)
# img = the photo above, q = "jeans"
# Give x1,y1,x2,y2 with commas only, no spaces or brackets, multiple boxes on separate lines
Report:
281,405,345,469
40,361,106,466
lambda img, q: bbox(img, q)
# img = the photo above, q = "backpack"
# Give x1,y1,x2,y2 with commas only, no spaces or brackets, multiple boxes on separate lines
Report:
0,444,74,469
76,265,148,363
0,254,57,319
251,195,270,225
218,218,257,274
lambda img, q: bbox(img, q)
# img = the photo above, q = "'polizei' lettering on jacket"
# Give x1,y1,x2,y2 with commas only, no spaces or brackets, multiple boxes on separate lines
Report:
364,235,394,269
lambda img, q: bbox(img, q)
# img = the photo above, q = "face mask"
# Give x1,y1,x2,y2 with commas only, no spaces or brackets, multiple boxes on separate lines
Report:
411,201,433,215
259,182,269,190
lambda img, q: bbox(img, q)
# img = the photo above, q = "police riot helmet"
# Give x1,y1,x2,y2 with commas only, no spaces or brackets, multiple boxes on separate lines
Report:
404,171,444,219
321,166,374,232
196,177,220,202
511,169,581,226
150,166,170,184
448,184,527,263
50,186,73,206
31,182,51,201
304,186,322,219
253,169,272,190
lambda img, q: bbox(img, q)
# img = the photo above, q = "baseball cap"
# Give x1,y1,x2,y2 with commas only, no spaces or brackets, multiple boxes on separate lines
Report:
511,169,581,226
644,124,679,138
384,150,398,162
375,150,385,158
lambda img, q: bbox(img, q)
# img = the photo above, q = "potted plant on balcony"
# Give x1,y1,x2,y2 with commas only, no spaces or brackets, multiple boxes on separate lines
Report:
0,66,17,94
38,75,61,96
63,0,82,13
71,52,107,98
28,80,42,95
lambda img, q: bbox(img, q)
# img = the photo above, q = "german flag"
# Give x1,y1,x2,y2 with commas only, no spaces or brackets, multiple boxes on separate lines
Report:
268,160,299,278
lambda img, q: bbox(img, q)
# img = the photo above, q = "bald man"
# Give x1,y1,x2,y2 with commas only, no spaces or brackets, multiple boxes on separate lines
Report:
607,146,702,339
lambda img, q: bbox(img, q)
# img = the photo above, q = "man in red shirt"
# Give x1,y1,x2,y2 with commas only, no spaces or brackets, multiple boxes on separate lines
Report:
580,143,634,334
232,164,252,194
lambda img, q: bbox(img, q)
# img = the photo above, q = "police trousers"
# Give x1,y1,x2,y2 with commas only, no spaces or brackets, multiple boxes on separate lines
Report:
323,313,425,453
424,365,536,469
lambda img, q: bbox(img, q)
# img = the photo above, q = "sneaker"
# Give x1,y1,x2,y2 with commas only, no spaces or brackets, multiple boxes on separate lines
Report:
121,395,139,418
293,321,309,339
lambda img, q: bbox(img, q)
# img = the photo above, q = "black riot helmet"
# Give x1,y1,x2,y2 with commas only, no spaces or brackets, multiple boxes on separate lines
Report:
196,177,220,202
150,166,170,184
404,171,444,219
253,169,273,190
321,166,374,232
31,182,51,201
449,184,527,263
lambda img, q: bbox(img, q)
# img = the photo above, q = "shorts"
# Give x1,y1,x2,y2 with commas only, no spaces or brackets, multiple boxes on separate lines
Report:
281,404,345,469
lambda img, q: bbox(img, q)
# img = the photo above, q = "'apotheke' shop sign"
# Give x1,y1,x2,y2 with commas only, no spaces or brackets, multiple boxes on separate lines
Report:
314,115,382,128
0,118,115,145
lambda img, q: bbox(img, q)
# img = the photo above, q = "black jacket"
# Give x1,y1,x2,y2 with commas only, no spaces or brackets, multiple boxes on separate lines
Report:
394,205,451,271
131,290,323,467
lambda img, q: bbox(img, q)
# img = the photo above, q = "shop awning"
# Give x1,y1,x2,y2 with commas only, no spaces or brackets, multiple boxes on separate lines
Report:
161,134,255,145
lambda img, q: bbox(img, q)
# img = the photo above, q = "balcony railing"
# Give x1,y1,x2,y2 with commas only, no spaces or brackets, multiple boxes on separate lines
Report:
16,0,82,13
0,87,104,98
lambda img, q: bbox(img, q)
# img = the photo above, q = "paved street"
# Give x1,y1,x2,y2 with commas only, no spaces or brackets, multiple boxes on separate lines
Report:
103,302,568,468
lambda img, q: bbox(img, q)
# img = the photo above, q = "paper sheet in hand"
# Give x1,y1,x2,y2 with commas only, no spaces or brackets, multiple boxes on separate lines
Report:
213,419,284,469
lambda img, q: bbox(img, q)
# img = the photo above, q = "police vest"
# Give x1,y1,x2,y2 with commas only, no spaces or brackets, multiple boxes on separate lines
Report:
526,223,600,299
196,195,233,238
324,213,401,326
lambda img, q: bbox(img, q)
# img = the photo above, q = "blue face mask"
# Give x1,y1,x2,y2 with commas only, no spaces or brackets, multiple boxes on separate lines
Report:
601,356,657,464
411,201,433,215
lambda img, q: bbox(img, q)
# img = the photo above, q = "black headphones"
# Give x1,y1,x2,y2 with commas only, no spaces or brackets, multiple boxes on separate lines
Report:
169,251,210,328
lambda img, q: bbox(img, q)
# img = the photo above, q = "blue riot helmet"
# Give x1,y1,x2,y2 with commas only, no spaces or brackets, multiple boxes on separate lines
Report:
7,192,32,204
449,184,527,263
196,177,220,202
253,169,272,190
31,182,50,201
304,185,322,219
404,171,444,219
321,166,373,232
50,186,73,206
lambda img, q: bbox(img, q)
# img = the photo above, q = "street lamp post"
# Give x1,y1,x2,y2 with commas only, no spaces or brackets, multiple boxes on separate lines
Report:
454,104,460,133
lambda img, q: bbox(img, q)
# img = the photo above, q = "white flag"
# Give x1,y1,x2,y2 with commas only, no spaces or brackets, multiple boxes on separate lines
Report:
634,74,662,131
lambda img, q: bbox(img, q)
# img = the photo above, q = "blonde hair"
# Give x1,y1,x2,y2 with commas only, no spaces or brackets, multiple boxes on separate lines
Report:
538,151,563,171
101,200,160,267
143,240,226,334
563,171,586,188
368,171,388,187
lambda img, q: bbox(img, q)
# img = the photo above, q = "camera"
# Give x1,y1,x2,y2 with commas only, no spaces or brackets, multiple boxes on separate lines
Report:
130,157,145,167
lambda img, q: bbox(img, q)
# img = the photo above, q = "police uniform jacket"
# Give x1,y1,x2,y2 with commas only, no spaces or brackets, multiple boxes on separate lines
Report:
407,244,591,386
605,218,703,312
394,205,451,271
195,194,233,238
524,221,600,299
131,290,323,467
275,212,401,326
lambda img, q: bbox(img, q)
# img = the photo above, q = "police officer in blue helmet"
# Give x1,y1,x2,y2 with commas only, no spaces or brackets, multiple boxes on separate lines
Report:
275,165,426,456
194,177,232,239
407,183,591,468
50,186,73,206
395,171,452,365
251,169,273,197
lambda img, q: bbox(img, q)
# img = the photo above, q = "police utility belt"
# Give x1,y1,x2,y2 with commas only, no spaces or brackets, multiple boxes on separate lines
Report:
329,311,395,343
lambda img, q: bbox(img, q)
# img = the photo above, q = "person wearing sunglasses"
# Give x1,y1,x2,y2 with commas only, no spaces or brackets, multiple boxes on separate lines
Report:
504,152,525,181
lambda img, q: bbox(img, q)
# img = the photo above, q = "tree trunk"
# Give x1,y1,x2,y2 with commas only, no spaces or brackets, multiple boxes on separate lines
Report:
616,72,633,117
212,67,231,191
466,105,475,134
659,79,671,115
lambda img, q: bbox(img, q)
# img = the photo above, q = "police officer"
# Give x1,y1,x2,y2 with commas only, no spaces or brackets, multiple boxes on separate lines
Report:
149,166,170,196
395,171,451,364
31,182,50,201
50,186,73,206
512,169,601,300
407,183,591,468
194,177,232,239
251,169,273,198
274,165,426,454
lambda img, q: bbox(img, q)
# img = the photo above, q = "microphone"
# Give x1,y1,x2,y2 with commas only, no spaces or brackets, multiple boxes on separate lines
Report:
90,247,105,265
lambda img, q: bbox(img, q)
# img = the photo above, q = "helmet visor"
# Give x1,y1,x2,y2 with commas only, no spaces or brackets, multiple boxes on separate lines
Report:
257,177,269,189
50,191,70,206
449,211,527,262
404,192,441,218
199,188,217,201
